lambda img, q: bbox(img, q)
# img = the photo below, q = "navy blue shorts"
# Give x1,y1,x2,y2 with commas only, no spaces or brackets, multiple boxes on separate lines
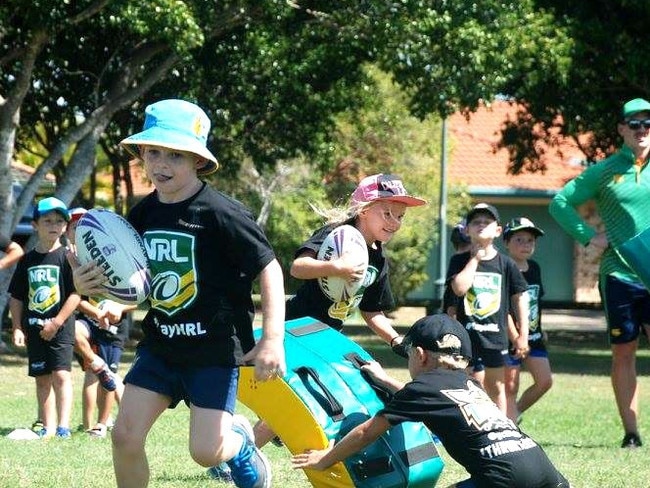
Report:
505,346,549,367
600,275,650,344
456,479,476,488
26,327,73,377
471,346,508,372
124,344,239,412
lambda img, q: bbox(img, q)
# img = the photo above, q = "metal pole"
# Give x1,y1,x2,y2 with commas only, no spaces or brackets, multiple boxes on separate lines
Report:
435,117,448,311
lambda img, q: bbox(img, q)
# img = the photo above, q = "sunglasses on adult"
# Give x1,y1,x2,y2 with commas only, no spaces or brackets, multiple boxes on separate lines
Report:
624,119,650,130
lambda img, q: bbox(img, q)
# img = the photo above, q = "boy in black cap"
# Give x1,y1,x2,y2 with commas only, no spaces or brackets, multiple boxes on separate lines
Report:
291,314,570,488
445,203,529,414
503,217,553,423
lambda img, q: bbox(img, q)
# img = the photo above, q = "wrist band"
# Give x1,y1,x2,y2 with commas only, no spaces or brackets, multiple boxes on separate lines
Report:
390,336,401,347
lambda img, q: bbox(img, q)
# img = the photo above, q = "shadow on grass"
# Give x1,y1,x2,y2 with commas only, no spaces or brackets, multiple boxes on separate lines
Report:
537,440,614,449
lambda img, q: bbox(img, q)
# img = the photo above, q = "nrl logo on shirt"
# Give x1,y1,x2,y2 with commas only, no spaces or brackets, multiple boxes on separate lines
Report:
144,230,198,316
465,272,502,319
27,265,61,314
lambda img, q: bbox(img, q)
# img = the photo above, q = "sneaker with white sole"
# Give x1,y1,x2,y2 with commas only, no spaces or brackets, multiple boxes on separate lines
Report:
621,432,643,448
55,426,71,439
31,419,44,433
87,423,107,438
207,462,233,483
225,415,271,488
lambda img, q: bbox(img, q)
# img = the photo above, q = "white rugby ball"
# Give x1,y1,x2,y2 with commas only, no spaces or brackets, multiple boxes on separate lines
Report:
316,225,369,302
75,208,151,305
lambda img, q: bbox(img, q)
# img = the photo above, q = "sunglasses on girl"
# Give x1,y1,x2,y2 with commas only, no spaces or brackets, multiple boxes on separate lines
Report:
624,119,650,130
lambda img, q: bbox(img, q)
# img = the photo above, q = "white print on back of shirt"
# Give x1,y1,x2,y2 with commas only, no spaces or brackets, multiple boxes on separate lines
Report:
442,380,536,458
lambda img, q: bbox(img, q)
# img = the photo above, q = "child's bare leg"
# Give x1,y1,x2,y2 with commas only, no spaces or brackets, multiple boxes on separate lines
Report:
483,366,507,413
35,375,55,434
52,369,73,429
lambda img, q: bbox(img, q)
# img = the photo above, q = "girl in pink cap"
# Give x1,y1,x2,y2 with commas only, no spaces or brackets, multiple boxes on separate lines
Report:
251,173,427,449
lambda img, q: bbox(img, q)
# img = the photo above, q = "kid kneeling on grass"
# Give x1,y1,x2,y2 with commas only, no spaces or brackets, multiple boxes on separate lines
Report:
291,314,571,488
9,197,81,439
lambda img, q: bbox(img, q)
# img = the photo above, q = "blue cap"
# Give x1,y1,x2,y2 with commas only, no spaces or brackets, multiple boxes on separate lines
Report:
33,197,69,222
120,99,219,176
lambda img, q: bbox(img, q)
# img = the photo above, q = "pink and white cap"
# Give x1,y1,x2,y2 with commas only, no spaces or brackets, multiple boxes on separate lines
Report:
351,174,427,207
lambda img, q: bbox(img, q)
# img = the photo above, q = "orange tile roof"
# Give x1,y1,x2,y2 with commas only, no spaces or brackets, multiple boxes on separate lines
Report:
448,100,586,192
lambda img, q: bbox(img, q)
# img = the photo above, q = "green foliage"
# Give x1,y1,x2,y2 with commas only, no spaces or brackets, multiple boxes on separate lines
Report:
115,0,205,54
370,1,574,118
329,67,440,304
499,0,650,169
263,168,331,293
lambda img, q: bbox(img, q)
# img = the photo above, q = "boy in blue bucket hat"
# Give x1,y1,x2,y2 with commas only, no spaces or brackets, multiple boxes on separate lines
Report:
73,99,286,488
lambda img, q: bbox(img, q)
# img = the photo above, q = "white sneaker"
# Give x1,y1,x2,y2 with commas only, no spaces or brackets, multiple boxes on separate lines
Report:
87,423,107,438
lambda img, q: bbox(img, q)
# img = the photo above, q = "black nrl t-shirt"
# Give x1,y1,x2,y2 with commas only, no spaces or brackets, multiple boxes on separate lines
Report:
128,184,276,367
380,369,567,488
8,247,76,344
446,252,528,350
286,222,394,330
522,259,546,349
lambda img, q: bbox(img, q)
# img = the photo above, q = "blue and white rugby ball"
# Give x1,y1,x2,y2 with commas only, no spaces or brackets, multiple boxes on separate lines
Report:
316,225,369,302
75,208,151,305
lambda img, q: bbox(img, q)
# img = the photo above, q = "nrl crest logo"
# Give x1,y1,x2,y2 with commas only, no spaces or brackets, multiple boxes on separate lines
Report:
144,231,197,316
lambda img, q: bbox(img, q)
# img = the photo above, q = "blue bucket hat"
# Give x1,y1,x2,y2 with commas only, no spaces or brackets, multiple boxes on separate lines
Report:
120,99,219,176
33,197,70,222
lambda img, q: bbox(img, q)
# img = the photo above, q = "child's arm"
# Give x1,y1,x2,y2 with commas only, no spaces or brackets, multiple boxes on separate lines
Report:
40,292,82,341
244,259,286,381
451,251,481,296
291,250,366,283
102,301,137,325
360,311,402,347
291,414,391,471
9,297,25,348
0,240,24,270
77,299,103,322
507,313,519,344
511,292,530,358
361,361,406,394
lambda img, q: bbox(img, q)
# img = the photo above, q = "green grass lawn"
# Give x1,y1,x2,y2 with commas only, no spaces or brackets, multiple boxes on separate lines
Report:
1,324,649,487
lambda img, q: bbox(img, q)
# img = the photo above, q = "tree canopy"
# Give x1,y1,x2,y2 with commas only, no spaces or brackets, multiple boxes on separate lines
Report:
1,0,649,310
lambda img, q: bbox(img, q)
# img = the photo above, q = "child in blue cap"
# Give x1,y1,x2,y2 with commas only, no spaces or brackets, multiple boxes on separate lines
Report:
9,196,81,439
73,99,285,488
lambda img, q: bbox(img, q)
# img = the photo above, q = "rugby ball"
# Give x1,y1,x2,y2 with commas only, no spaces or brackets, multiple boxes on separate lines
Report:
75,208,151,305
316,225,369,302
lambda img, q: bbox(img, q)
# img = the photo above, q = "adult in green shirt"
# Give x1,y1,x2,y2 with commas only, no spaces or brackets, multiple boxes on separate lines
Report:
549,98,650,449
